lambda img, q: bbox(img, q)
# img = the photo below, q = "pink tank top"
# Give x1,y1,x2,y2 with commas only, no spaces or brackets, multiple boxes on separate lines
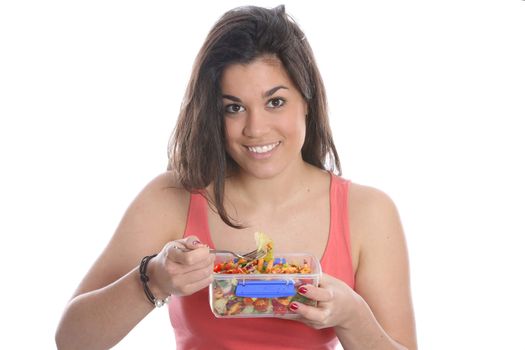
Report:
169,173,354,349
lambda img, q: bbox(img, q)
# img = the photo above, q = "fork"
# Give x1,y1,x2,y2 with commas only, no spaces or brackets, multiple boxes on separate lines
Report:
176,246,265,260
210,249,266,260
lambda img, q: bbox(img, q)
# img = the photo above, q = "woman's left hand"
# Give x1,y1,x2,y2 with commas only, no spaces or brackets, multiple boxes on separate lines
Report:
289,273,362,330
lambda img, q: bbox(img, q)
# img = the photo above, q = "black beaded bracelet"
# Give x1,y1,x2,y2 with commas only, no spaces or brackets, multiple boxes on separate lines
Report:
139,254,170,308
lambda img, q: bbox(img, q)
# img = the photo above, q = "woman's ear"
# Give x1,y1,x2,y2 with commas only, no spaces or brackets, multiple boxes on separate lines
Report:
303,100,308,118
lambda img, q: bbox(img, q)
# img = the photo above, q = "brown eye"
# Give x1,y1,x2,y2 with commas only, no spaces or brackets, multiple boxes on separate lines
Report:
225,104,245,113
266,98,285,108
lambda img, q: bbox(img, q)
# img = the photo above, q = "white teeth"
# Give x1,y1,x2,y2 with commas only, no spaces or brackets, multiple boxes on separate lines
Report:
248,142,279,154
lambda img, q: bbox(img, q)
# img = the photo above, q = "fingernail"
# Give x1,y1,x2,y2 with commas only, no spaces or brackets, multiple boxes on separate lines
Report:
298,286,308,294
289,302,299,311
192,240,202,245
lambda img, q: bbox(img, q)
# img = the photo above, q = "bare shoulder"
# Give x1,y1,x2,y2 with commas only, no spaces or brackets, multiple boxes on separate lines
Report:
120,171,190,237
348,183,401,231
73,171,191,297
347,183,405,270
112,170,191,249
348,182,398,216
135,170,190,223
141,170,186,195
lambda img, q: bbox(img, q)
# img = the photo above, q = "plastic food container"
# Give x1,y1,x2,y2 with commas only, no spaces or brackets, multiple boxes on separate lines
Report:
209,253,321,318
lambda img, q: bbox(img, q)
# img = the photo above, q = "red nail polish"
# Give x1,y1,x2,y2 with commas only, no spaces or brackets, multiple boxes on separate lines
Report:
289,302,299,311
298,286,308,294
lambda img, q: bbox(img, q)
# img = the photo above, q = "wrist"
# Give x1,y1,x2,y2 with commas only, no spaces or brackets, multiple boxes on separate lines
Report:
139,254,171,307
335,294,398,350
146,256,172,299
335,292,368,332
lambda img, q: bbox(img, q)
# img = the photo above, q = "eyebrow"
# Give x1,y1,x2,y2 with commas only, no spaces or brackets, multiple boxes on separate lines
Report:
222,85,289,102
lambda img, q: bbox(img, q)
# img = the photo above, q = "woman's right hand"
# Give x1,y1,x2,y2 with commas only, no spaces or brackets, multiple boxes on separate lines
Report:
148,235,215,298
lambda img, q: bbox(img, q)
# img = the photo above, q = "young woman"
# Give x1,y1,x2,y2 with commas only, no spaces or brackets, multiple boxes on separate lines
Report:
56,5,417,349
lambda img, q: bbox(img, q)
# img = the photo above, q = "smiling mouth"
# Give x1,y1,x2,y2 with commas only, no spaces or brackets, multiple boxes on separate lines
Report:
246,141,281,154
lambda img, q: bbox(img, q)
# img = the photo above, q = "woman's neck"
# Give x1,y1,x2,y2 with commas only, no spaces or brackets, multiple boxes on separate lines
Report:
225,161,320,210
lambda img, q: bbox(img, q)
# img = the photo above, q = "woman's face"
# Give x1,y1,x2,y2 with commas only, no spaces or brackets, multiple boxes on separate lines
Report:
221,56,308,179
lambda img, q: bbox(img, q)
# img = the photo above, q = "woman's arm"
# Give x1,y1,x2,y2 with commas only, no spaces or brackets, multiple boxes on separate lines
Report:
55,172,212,349
56,265,159,350
346,184,417,349
291,184,417,349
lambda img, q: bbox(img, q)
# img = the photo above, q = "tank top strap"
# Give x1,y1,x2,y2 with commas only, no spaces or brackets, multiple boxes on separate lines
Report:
321,173,355,288
183,191,214,247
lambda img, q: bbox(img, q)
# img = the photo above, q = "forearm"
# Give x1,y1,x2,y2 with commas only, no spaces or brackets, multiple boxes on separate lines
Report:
55,267,155,350
335,297,409,350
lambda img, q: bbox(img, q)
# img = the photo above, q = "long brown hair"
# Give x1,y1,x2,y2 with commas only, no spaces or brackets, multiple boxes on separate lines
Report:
168,5,341,228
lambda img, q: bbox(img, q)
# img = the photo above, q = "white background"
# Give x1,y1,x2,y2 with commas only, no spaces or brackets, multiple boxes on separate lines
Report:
1,1,524,349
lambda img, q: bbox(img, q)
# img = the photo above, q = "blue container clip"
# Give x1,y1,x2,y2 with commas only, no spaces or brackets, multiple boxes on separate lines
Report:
235,280,296,298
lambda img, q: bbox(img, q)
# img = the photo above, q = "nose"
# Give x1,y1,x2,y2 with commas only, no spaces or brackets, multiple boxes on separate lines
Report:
242,109,269,138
